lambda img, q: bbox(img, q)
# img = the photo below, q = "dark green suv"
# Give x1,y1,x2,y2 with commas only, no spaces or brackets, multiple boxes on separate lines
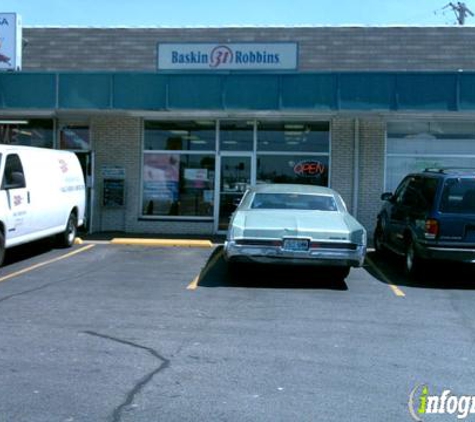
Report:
374,169,475,276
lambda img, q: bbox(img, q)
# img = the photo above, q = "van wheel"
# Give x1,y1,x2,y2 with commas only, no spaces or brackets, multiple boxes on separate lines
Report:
0,231,5,267
58,213,77,248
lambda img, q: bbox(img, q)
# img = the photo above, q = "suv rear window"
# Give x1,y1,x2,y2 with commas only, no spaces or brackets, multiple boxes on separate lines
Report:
440,178,475,214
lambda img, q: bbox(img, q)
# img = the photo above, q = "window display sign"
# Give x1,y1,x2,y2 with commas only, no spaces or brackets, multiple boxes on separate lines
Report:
158,43,298,70
0,13,22,71
143,154,180,215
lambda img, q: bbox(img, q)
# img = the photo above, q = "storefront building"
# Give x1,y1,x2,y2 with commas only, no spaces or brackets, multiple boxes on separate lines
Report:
2,23,475,236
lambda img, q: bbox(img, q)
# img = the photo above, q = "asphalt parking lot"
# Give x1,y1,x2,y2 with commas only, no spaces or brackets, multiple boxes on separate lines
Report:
0,240,474,422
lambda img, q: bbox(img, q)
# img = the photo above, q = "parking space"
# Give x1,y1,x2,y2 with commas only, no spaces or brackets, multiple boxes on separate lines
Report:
0,243,475,421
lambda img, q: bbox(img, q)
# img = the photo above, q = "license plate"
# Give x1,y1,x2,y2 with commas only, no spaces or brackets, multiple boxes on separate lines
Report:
283,239,309,251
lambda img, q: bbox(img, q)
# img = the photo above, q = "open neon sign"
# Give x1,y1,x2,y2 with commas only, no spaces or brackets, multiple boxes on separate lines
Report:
293,160,326,177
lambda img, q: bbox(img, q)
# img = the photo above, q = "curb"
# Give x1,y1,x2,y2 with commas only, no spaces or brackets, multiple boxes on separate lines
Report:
109,238,214,248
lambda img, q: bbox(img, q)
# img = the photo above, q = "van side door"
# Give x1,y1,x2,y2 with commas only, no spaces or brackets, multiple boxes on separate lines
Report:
0,154,31,243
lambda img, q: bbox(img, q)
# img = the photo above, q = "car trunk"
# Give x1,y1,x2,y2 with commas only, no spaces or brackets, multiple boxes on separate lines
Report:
240,210,351,241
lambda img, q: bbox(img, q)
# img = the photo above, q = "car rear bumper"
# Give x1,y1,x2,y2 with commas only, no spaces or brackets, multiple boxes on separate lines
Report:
224,241,366,267
416,242,475,263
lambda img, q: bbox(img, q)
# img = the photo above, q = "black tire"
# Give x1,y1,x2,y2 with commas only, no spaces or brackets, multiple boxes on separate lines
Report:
404,240,423,278
0,231,5,267
57,213,77,248
373,220,386,255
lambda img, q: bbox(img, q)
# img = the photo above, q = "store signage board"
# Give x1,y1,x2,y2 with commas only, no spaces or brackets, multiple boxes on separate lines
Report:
158,43,298,70
0,13,22,71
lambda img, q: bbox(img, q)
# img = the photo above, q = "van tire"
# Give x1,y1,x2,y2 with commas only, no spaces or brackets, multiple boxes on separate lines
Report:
0,231,5,267
58,213,77,248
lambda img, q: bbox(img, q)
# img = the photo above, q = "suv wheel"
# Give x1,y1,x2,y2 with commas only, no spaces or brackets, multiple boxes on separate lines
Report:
373,221,385,254
404,240,423,277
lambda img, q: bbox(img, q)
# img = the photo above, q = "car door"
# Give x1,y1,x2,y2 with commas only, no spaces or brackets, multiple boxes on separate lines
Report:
0,153,31,243
387,177,415,252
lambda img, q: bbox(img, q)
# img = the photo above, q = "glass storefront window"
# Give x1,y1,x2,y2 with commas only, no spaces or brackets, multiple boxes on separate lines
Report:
144,121,216,152
219,121,254,151
59,125,91,150
142,153,215,217
0,119,54,148
386,121,475,191
257,155,329,186
257,122,330,152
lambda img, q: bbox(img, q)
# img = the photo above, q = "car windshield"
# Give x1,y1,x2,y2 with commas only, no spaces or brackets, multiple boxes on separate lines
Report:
250,192,338,211
440,178,475,214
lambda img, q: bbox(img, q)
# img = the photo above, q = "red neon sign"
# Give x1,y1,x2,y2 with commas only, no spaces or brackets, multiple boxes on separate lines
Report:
293,160,326,177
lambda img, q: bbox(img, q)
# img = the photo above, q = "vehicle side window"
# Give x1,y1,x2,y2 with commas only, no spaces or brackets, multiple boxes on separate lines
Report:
394,177,412,205
398,177,436,212
2,154,26,190
440,178,475,213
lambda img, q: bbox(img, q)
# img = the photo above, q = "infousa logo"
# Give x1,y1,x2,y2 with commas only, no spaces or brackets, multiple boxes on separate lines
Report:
409,384,475,420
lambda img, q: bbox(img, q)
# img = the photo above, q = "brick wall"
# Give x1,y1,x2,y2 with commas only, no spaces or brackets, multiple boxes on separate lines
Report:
357,119,386,235
330,118,355,212
22,26,475,72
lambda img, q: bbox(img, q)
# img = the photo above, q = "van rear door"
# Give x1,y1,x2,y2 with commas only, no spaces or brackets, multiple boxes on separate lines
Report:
0,153,31,244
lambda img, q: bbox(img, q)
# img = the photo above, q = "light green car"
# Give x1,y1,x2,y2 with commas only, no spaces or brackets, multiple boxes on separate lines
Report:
224,184,367,279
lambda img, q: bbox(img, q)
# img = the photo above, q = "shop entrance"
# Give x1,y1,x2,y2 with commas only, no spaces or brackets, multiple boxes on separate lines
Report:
216,153,254,232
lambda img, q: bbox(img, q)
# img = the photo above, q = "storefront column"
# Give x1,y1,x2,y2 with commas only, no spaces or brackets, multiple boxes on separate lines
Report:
90,116,142,233
357,118,386,236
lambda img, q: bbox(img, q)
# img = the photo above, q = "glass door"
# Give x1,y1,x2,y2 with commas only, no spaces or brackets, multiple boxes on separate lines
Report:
217,154,253,232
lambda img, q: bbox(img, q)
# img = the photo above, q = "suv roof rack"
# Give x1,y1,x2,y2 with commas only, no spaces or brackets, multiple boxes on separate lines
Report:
423,167,475,174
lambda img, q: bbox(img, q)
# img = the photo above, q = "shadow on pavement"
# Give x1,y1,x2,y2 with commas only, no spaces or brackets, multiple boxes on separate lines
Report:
2,238,59,268
197,246,349,290
365,251,475,290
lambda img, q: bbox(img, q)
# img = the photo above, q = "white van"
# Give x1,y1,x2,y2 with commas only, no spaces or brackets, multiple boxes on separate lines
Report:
0,145,86,265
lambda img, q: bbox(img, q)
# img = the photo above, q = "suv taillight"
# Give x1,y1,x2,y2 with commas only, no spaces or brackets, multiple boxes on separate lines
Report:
424,219,439,239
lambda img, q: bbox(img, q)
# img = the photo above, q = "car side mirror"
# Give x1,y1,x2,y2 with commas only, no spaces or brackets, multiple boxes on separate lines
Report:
381,192,393,202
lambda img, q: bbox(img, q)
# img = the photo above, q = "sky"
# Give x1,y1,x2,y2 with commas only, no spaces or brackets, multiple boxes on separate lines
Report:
2,0,475,27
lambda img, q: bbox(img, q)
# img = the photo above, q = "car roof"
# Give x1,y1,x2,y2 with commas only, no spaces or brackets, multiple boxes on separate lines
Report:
421,168,475,177
248,183,336,195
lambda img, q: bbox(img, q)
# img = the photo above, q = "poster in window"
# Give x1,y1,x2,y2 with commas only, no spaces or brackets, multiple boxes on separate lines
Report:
143,154,180,214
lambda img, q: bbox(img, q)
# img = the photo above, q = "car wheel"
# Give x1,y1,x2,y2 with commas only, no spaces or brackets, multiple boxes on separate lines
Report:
374,219,387,255
57,212,77,248
0,231,5,267
404,240,422,277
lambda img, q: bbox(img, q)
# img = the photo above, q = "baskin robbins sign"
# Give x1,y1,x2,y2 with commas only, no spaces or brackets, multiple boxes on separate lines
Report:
0,13,22,71
158,43,298,70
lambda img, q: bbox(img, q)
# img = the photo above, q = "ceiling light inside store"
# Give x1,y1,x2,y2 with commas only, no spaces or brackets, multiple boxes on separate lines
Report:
285,124,304,130
223,140,238,144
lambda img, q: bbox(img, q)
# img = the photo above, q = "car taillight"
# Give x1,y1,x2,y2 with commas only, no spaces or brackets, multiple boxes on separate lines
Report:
424,219,439,239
